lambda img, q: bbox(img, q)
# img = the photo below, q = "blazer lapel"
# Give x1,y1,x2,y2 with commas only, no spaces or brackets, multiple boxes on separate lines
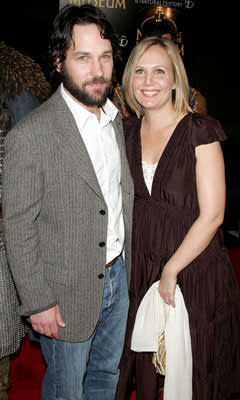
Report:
113,114,133,194
51,89,104,199
50,89,132,198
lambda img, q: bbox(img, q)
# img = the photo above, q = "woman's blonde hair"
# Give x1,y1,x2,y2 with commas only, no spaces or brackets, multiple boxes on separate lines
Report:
122,36,192,118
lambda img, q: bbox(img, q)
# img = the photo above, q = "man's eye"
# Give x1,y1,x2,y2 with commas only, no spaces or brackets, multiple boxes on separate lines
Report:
78,56,87,61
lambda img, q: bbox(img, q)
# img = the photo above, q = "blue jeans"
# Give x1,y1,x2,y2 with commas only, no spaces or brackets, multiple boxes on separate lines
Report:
40,256,129,400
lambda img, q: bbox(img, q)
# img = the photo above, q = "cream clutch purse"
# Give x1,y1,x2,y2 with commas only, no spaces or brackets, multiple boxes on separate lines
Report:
152,303,166,375
152,330,166,375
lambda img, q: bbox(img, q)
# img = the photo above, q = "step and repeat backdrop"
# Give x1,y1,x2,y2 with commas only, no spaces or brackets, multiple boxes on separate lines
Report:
59,0,198,75
2,0,238,134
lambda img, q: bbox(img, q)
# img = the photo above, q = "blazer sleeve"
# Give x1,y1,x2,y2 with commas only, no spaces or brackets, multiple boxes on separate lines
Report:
2,121,56,316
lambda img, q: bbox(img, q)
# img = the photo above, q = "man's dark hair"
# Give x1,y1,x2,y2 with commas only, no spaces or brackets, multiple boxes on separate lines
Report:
48,5,121,78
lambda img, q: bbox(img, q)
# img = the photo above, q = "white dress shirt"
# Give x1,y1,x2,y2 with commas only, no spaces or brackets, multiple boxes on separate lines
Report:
61,84,124,264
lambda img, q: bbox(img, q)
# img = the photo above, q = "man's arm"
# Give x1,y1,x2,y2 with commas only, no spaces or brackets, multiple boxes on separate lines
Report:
2,121,56,316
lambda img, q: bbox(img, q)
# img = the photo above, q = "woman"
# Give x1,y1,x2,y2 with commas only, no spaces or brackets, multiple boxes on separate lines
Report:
116,37,240,400
0,84,25,399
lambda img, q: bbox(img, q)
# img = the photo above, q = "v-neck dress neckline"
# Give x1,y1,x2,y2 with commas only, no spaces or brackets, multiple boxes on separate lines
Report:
138,113,190,199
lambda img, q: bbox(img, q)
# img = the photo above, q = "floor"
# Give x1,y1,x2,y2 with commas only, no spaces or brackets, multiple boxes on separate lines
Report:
8,247,240,400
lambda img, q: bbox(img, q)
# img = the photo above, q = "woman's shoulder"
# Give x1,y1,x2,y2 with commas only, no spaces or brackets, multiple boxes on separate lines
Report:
190,112,222,128
122,115,140,127
122,115,141,138
187,112,227,147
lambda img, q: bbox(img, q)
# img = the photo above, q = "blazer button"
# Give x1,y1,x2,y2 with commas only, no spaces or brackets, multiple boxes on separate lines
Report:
98,273,104,279
100,209,106,215
99,241,105,247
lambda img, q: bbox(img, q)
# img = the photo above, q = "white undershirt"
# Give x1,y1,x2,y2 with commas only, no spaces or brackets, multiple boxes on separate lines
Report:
142,160,158,195
61,84,124,264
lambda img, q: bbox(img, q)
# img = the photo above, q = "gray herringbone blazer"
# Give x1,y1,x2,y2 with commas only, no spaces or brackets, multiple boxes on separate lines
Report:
2,87,134,342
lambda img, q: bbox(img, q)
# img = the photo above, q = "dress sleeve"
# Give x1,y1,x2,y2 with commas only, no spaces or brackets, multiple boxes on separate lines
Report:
191,113,227,148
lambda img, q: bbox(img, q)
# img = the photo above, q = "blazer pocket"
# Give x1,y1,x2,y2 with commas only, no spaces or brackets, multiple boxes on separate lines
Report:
43,260,67,286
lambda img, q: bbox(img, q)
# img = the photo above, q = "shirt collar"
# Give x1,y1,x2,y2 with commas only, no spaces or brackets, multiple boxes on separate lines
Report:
60,83,118,130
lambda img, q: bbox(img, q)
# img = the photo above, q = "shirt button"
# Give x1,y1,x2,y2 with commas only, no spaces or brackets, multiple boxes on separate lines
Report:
98,273,104,279
100,209,106,215
99,241,105,247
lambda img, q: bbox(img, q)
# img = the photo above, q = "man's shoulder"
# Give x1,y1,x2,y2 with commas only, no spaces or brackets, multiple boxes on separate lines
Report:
27,88,62,119
5,89,66,146
12,89,65,130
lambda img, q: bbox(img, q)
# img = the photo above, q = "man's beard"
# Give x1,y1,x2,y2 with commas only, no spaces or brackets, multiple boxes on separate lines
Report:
60,64,112,107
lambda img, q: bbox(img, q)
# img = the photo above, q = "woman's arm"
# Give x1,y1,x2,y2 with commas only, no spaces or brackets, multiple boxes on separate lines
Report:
158,141,226,306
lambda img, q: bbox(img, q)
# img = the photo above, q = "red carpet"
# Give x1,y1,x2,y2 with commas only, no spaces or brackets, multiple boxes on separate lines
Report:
8,248,240,400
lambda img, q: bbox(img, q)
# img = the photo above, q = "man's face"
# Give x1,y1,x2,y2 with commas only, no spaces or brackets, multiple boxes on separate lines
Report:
57,23,114,112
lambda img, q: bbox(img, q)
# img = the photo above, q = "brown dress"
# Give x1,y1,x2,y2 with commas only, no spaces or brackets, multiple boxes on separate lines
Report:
116,113,240,400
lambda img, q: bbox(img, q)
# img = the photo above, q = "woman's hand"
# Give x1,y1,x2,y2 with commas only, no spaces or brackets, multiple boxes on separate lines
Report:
158,269,177,307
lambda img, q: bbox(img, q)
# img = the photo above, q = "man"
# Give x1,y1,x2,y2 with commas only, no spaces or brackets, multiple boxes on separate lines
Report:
2,5,134,400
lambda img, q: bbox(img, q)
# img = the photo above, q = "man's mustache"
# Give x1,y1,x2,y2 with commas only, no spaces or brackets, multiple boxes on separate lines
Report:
84,77,110,86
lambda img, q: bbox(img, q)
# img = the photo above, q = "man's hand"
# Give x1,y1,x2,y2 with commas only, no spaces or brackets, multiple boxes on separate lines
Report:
30,305,66,339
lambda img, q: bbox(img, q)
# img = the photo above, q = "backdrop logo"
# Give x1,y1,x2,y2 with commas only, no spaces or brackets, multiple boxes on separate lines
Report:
134,0,184,7
66,0,126,8
118,35,128,47
185,0,194,8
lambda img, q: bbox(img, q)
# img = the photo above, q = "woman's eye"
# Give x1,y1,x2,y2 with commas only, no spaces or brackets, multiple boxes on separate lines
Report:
135,68,144,74
155,69,165,74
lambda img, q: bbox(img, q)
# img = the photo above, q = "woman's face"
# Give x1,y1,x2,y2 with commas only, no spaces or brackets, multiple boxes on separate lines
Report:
132,45,175,112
